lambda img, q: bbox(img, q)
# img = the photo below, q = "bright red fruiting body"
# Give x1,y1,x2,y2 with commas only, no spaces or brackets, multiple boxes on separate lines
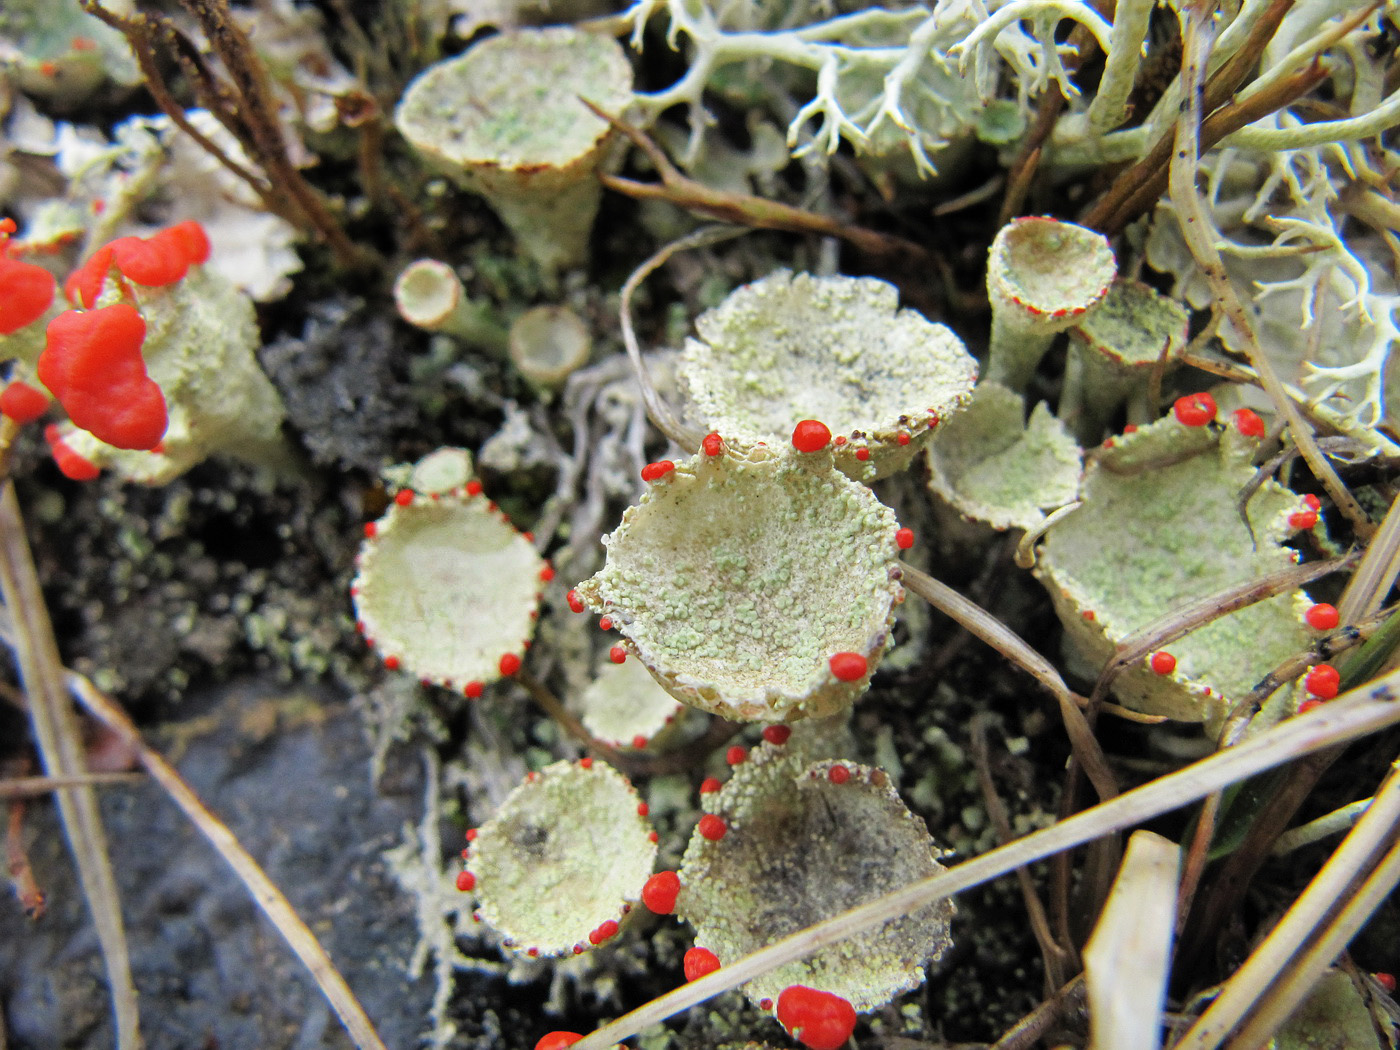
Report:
895,527,914,550
1173,392,1217,427
384,655,400,671
1304,603,1339,630
631,734,648,749
697,814,727,841
40,303,167,450
1302,494,1321,510
464,681,484,699
896,432,910,446
44,424,100,480
1231,408,1265,437
699,776,721,794
1298,698,1323,714
828,765,850,785
579,757,593,770
641,460,675,482
828,651,868,682
1289,510,1319,530
684,947,721,981
1150,651,1176,675
0,253,56,335
466,480,484,496
776,985,858,1050
726,745,746,766
566,589,585,613
0,381,49,424
455,870,475,892
791,419,831,452
854,447,870,462
1305,664,1340,699
599,616,613,631
609,646,627,664
539,565,555,582
637,802,649,816
394,489,414,506
534,1033,582,1050
363,521,377,538
1374,972,1396,993
702,431,723,456
762,725,791,746
499,653,522,676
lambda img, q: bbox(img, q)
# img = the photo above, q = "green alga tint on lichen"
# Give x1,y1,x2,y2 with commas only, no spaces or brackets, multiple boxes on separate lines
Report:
575,444,902,722
465,759,657,957
1035,415,1312,726
679,270,978,482
677,742,954,1012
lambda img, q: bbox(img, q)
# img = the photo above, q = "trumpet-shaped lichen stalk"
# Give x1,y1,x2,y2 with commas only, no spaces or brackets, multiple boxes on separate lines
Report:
984,217,1116,392
394,26,634,273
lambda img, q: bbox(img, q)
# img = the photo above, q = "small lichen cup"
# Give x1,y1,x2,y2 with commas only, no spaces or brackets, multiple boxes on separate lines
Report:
394,26,634,273
984,217,1116,392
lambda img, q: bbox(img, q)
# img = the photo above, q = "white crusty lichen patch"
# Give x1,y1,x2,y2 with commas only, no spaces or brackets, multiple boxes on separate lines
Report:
574,444,904,722
465,759,657,957
926,381,1082,532
679,270,978,482
1035,416,1313,727
352,465,545,693
676,741,954,1012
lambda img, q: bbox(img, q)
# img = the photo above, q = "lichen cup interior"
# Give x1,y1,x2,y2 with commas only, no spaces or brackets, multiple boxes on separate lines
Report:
575,443,905,722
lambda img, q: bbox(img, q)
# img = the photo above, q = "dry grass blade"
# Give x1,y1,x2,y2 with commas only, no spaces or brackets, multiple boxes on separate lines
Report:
902,563,1119,802
1170,759,1400,1050
0,482,141,1050
66,674,390,1050
1339,490,1400,624
0,773,144,799
1084,831,1180,1050
569,676,1400,1050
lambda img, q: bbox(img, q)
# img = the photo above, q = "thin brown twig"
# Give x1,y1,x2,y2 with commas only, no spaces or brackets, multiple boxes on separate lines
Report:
0,482,141,1049
584,101,930,263
0,772,144,799
66,673,390,1050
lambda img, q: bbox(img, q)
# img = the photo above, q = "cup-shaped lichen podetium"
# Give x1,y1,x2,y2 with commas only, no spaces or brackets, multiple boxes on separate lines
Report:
678,270,978,482
574,444,904,722
464,759,657,957
394,26,633,273
351,474,547,696
985,217,1116,392
1035,416,1312,728
676,742,953,1012
1062,279,1189,444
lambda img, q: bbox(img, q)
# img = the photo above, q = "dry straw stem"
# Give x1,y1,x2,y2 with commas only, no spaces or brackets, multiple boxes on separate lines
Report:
1167,0,1370,541
1083,830,1180,1050
0,482,141,1050
1171,759,1400,1050
571,677,1400,1050
0,772,143,799
66,673,390,1050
